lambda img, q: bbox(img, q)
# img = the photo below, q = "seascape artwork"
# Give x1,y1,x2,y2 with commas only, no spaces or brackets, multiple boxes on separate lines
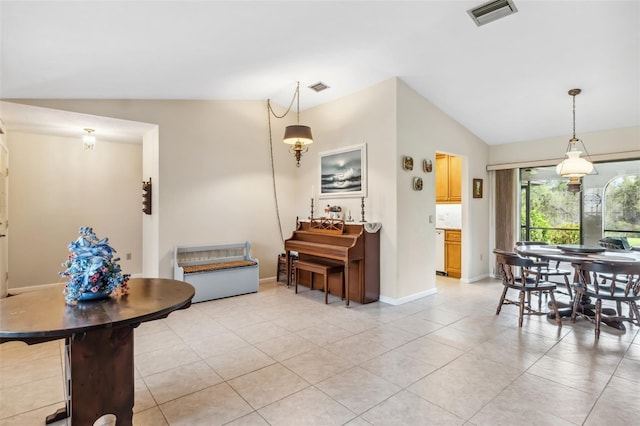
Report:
319,144,366,198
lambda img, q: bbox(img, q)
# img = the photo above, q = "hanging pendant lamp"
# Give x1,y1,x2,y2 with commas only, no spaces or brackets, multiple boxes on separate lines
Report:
556,88,593,192
282,82,313,167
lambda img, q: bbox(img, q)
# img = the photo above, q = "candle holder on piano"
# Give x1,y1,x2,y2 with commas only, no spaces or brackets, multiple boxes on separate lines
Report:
360,197,367,222
310,198,315,219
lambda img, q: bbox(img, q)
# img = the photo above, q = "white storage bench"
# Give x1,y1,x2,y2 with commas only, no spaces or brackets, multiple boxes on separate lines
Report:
173,241,259,303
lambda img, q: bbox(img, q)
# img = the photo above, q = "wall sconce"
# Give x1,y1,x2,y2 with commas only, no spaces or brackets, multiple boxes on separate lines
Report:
82,128,96,150
423,159,433,173
268,81,314,167
142,178,152,215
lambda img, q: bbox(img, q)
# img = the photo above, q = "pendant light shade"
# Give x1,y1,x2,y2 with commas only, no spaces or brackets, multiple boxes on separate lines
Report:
283,125,313,146
555,147,593,177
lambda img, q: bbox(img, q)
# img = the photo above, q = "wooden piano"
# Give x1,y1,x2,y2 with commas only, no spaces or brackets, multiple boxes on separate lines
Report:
285,218,380,304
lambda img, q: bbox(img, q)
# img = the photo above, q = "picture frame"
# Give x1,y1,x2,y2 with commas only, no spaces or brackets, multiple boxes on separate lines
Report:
473,178,483,198
319,143,367,198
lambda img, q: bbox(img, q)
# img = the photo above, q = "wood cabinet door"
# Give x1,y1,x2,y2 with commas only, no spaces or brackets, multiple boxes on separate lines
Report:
448,155,462,202
445,241,461,278
435,154,448,202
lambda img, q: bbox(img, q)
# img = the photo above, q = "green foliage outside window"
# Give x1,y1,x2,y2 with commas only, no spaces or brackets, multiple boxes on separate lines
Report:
604,175,640,246
521,174,581,245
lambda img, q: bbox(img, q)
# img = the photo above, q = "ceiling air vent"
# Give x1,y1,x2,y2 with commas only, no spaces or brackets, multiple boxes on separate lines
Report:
468,0,518,26
308,82,329,92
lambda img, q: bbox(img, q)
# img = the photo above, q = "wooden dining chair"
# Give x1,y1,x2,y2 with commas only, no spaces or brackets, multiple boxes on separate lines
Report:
493,249,562,327
515,241,573,298
571,261,640,339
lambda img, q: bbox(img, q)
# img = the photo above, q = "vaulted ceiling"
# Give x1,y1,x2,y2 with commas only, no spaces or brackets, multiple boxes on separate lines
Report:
1,1,638,145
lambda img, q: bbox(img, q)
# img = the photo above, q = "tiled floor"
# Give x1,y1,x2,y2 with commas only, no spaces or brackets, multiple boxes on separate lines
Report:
1,276,639,425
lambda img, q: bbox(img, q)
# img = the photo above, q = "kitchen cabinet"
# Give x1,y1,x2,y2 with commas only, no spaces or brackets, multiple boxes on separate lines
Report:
445,229,461,278
436,154,461,203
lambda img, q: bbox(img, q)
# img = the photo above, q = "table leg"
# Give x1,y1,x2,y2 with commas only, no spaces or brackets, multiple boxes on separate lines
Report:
69,326,135,426
548,295,625,331
46,338,70,424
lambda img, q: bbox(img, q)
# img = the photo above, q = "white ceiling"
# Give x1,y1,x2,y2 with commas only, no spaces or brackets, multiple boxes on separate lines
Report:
1,0,638,146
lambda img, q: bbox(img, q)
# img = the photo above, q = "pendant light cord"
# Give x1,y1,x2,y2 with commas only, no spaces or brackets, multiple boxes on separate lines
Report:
266,83,302,244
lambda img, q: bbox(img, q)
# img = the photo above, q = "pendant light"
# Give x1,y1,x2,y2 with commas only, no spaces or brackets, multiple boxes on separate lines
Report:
556,88,593,192
282,82,313,167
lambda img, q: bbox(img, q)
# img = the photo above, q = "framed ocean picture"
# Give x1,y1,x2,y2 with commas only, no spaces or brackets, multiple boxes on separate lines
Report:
319,143,367,198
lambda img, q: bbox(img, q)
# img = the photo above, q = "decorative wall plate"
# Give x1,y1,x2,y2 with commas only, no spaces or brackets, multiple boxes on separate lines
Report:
402,156,413,171
413,177,423,191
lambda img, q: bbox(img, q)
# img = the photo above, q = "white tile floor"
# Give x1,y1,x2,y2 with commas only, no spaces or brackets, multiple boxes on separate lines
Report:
1,276,639,425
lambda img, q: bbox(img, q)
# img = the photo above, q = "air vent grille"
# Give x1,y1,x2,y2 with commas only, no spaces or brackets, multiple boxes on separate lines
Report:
308,82,329,92
468,0,518,26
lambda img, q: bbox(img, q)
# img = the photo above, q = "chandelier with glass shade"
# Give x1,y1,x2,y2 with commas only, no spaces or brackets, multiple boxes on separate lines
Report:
556,88,594,192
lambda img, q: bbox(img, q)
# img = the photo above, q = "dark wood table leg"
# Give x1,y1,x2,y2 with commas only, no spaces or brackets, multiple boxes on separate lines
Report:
45,407,69,424
69,326,134,426
46,338,70,424
548,295,624,331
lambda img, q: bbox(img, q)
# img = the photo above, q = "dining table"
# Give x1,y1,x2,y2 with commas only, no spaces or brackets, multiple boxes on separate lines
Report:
0,278,195,426
514,244,640,332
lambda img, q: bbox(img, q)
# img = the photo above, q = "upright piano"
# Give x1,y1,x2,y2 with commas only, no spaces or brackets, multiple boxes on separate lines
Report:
284,219,380,304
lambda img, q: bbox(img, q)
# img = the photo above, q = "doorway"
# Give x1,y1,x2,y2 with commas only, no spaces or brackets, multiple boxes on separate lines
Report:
435,152,462,278
0,139,7,297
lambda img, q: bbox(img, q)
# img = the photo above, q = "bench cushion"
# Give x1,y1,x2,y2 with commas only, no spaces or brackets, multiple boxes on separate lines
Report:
182,260,257,274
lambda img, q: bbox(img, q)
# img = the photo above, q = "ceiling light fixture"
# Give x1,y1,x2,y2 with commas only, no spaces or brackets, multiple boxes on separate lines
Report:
82,128,96,150
556,88,594,193
268,81,314,167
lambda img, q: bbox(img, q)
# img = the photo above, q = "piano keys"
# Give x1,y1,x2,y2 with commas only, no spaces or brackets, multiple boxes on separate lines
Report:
284,220,380,304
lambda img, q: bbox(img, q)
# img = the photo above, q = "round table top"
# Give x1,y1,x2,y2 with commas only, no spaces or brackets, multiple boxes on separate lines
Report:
515,245,640,264
0,278,195,343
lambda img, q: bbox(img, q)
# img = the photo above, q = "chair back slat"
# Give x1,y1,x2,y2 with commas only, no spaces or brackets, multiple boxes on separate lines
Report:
494,249,541,286
578,261,640,297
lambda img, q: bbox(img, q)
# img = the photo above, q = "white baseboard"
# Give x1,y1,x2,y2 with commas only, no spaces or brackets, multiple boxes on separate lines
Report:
379,287,438,305
9,282,61,294
460,273,491,283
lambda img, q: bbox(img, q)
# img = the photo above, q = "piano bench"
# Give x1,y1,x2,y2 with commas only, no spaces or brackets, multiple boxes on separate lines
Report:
294,260,344,304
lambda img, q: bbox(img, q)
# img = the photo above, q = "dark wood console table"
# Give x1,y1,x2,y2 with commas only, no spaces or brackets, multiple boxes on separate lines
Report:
0,278,194,426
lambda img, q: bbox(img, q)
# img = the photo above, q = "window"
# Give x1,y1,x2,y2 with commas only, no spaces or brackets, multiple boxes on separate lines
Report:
520,167,581,244
520,160,640,246
602,174,640,246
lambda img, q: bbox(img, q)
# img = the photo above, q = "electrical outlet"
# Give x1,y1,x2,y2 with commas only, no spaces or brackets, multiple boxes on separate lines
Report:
126,253,132,260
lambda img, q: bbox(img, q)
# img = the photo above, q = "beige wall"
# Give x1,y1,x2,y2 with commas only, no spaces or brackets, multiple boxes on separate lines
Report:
298,79,399,299
8,132,142,288
489,126,640,167
397,79,491,288
6,78,494,301
6,99,297,284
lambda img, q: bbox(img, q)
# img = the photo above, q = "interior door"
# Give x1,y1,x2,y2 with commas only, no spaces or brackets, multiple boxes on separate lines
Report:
0,142,7,297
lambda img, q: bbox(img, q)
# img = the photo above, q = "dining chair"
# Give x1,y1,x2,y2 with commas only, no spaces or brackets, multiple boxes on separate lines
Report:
571,261,640,339
515,241,573,298
493,249,562,327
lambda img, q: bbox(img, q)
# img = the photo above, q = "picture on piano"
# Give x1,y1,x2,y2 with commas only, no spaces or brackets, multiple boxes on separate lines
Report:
319,143,367,198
